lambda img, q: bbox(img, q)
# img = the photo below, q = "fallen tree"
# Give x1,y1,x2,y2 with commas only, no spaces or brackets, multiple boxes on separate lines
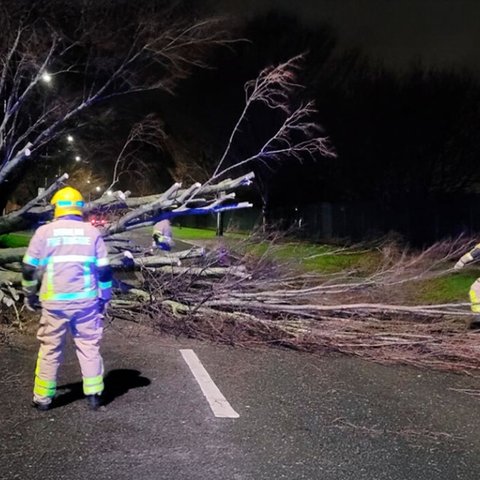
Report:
1,195,479,374
1,54,333,305
7,53,477,375
107,234,480,374
0,170,254,293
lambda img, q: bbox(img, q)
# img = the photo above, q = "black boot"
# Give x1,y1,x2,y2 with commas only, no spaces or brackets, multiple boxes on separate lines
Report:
31,400,51,411
86,394,102,411
469,315,480,330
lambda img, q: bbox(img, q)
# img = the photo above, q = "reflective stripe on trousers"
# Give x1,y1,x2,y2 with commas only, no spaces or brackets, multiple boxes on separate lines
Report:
33,302,104,404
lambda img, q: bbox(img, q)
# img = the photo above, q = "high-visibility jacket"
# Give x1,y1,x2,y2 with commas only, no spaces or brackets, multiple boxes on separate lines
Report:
22,217,112,307
153,220,173,250
457,244,480,268
456,244,480,313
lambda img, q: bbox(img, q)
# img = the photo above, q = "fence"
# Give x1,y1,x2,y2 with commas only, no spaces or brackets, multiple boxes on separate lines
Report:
175,208,262,233
176,196,480,245
271,197,480,244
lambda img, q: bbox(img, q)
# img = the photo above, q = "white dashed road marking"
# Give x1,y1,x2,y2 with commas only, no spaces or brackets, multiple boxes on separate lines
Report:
180,349,240,418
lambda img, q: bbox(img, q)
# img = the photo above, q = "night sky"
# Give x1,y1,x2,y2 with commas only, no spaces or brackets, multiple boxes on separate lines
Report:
3,0,480,242
209,0,480,72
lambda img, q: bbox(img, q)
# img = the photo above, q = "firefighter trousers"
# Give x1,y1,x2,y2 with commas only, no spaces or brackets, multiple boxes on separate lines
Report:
469,279,480,313
33,302,104,405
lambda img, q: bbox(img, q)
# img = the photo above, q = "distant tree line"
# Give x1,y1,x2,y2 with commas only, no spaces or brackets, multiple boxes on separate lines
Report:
166,11,480,242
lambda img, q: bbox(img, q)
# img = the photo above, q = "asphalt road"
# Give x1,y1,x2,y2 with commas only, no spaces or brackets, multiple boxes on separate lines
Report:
1,321,480,480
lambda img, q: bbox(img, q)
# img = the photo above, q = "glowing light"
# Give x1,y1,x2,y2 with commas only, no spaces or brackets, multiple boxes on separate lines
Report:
75,156,81,162
107,190,113,196
41,72,52,83
67,135,74,143
95,186,101,192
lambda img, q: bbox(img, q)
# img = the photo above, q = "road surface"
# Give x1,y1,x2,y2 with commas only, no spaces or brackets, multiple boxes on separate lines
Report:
1,321,480,480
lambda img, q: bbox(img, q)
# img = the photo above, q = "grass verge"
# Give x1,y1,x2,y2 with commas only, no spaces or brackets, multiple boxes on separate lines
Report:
410,272,477,304
0,232,32,248
172,227,475,303
172,226,246,241
245,241,381,274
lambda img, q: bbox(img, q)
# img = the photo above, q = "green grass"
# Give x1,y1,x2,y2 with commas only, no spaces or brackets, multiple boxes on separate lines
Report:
172,226,246,241
412,272,477,303
171,227,379,273
0,232,32,248
172,228,381,274
172,226,217,240
245,241,380,273
255,241,476,303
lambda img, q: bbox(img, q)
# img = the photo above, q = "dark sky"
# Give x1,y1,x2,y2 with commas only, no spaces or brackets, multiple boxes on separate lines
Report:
209,0,480,72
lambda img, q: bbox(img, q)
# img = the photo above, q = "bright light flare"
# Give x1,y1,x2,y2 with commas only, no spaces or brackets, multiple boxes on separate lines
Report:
41,72,52,83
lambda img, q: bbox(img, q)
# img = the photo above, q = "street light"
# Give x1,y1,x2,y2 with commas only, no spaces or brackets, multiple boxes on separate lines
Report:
41,72,52,83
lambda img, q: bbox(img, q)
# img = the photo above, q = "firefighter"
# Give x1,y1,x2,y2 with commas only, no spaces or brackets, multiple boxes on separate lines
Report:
454,244,480,328
22,186,112,411
152,219,174,251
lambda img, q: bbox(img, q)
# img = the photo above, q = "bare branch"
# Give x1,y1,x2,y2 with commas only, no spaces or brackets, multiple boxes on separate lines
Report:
0,10,232,186
213,54,305,178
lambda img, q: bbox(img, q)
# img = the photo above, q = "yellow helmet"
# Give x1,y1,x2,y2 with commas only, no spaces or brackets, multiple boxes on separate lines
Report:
50,186,85,218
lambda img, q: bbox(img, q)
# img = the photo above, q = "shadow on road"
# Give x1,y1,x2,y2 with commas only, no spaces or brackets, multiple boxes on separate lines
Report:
54,369,151,408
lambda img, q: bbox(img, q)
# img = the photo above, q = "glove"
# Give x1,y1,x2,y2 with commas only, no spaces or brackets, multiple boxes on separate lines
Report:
98,298,108,314
24,294,40,312
454,260,465,271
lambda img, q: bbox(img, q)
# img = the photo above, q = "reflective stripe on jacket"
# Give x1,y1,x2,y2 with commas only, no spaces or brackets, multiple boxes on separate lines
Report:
23,218,111,306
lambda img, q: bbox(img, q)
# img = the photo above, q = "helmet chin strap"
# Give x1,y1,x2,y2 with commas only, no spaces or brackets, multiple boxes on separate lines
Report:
55,214,83,222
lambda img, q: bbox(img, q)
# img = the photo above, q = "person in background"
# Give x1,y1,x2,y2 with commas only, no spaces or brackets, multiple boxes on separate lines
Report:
152,218,174,252
22,186,112,411
454,244,480,329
